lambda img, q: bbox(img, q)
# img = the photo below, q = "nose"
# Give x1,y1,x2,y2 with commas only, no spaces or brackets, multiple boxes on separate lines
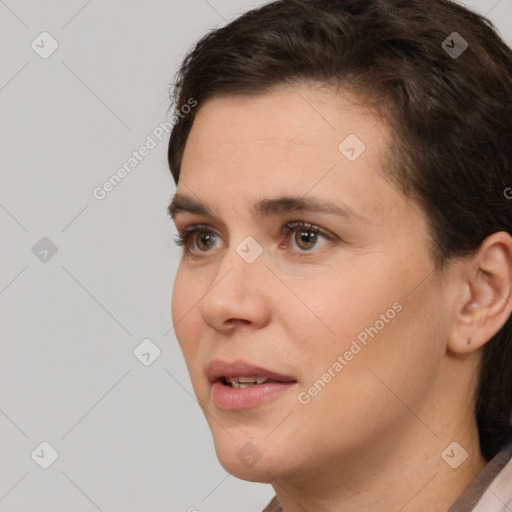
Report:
199,245,272,333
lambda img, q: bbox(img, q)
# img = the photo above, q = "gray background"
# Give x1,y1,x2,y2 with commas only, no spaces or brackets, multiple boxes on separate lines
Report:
1,1,511,511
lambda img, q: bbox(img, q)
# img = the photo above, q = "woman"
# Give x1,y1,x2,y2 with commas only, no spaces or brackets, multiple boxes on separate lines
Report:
167,0,512,510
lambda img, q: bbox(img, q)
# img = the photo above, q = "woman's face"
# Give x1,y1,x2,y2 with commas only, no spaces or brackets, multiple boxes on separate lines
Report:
170,85,453,484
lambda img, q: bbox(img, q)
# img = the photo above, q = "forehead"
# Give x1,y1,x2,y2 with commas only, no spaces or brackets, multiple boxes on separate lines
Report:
182,85,380,164
177,85,406,227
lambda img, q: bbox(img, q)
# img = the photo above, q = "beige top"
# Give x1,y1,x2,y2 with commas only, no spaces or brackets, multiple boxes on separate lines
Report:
261,438,512,512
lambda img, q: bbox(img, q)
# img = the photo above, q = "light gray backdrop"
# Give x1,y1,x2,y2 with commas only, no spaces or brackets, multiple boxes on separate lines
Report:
1,1,511,511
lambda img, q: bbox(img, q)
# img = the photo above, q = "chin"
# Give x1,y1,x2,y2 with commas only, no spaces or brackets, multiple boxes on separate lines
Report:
212,435,281,483
217,453,275,483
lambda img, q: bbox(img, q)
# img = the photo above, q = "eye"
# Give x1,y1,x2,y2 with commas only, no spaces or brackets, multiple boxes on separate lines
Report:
173,221,334,255
281,221,333,252
173,224,220,253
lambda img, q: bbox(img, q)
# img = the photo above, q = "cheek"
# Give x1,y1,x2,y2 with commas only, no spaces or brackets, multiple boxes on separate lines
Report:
285,294,443,455
171,270,185,334
281,259,400,354
171,268,203,357
286,252,441,394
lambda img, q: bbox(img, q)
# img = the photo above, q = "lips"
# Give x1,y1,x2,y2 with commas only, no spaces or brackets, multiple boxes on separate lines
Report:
206,359,298,410
206,359,297,384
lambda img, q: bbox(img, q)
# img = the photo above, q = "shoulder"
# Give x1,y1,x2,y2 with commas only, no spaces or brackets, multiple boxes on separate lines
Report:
472,449,512,511
450,437,512,512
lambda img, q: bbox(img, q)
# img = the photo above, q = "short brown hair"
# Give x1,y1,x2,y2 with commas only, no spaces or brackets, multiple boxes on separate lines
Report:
167,0,512,460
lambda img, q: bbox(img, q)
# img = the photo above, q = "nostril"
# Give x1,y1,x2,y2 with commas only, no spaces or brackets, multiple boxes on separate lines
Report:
228,318,250,326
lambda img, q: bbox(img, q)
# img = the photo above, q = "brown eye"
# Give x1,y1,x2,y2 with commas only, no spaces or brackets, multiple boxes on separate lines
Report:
283,221,332,252
294,229,318,250
195,232,216,251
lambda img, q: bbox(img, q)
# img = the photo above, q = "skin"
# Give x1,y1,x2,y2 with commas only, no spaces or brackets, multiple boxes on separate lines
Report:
170,83,512,512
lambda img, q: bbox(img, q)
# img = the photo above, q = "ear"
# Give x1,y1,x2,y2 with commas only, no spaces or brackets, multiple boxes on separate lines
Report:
448,231,512,355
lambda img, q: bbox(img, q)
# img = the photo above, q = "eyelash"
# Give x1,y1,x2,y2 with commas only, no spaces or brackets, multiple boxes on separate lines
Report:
173,221,334,255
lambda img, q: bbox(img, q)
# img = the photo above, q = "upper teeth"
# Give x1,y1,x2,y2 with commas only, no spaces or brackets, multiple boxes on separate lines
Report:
225,376,268,388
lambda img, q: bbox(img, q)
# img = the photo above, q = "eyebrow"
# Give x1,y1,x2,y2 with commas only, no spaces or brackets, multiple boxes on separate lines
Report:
168,193,369,223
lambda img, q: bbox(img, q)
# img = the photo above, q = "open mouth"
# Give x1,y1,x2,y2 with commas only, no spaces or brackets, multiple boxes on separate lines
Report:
220,376,294,388
212,376,298,410
207,359,298,409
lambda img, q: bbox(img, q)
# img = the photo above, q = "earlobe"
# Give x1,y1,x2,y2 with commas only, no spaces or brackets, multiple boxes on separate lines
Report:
450,304,483,354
